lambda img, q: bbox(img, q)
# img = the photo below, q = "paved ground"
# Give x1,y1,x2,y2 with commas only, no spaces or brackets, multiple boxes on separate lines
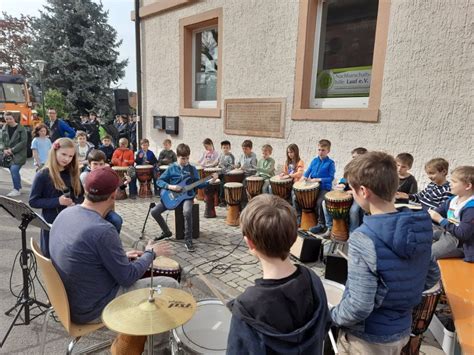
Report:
0,159,443,354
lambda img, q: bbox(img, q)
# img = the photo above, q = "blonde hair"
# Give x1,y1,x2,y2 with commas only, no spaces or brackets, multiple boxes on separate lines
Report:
44,138,81,196
452,166,474,186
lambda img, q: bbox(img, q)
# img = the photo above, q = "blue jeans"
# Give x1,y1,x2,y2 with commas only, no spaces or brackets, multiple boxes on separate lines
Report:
105,211,123,233
323,199,363,232
9,164,22,190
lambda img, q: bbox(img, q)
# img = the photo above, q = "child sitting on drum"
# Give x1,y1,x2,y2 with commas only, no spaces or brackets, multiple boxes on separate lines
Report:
218,140,235,206
429,165,474,262
314,147,367,238
330,152,440,354
255,144,275,193
397,157,452,210
79,149,125,233
197,138,219,168
394,153,418,204
226,194,331,354
157,138,177,166
303,139,335,232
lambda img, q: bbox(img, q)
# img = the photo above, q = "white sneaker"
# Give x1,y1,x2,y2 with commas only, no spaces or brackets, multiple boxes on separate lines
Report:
6,189,21,197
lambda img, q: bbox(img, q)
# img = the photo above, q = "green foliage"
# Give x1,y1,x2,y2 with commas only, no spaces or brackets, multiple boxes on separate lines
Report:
28,0,127,116
36,88,68,119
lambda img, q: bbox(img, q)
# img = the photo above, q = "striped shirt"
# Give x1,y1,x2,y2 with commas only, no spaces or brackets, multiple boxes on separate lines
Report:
409,181,452,209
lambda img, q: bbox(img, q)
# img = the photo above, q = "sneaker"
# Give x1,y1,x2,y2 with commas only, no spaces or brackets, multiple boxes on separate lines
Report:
129,194,137,200
6,189,21,197
309,224,326,234
185,242,195,253
320,229,332,240
155,231,172,241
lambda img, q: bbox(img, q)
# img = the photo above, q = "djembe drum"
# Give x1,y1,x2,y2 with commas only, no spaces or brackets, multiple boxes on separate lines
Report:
224,169,245,184
270,176,293,200
293,181,320,230
195,165,205,200
224,182,243,226
325,190,353,241
135,165,154,198
112,166,128,200
246,176,264,200
204,167,222,207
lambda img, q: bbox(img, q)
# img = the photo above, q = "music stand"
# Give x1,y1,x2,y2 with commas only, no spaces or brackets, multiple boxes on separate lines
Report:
0,196,51,347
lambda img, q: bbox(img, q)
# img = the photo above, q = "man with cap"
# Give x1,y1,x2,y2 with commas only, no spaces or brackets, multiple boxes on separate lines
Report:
49,166,178,325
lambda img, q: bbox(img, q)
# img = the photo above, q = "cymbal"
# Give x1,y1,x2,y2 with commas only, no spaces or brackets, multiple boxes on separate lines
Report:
102,287,196,336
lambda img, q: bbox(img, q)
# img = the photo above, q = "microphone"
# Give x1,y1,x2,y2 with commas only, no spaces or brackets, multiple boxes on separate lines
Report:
62,187,71,198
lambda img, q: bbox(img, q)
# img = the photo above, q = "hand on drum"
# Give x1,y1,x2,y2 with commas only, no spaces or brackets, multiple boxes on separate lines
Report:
335,183,346,191
395,192,409,200
210,173,219,182
428,209,442,223
169,184,183,192
146,240,172,257
126,250,144,259
123,173,132,185
279,173,290,180
305,177,320,183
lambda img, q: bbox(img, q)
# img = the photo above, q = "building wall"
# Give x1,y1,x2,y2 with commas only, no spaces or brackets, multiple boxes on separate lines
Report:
140,0,473,186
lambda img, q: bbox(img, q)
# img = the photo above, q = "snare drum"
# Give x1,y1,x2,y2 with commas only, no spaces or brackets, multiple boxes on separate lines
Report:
224,169,245,184
401,283,442,355
269,176,293,200
293,181,320,230
135,164,154,198
246,176,264,200
171,299,231,355
112,166,128,200
195,165,205,200
325,190,353,241
224,182,243,226
140,256,181,283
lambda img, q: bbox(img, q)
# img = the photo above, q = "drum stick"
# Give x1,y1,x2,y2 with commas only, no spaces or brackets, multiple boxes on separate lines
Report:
336,249,349,260
196,269,229,309
328,329,339,354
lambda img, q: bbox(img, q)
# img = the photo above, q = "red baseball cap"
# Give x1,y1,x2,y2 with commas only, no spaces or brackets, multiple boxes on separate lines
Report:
85,166,121,196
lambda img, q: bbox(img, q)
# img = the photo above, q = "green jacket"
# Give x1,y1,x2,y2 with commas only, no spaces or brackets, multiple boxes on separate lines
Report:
1,124,28,166
256,157,275,180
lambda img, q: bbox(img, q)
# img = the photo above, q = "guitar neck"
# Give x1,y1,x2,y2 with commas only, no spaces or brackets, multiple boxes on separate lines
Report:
183,175,213,192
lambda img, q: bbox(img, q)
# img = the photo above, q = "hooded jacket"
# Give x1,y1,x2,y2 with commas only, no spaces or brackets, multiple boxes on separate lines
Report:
0,123,27,165
227,265,331,355
331,208,439,343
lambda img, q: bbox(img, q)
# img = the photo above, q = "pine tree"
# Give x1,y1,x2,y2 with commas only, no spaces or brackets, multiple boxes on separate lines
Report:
28,0,127,116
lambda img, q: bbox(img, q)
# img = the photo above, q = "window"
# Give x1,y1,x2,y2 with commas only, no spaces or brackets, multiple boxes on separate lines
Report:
293,0,390,122
311,0,378,108
180,8,222,117
192,27,218,108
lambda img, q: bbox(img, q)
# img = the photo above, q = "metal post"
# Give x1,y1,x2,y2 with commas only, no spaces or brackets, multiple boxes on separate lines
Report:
134,0,143,143
40,72,46,123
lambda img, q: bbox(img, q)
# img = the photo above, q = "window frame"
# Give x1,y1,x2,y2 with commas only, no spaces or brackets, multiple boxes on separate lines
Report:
292,0,391,122
180,8,222,118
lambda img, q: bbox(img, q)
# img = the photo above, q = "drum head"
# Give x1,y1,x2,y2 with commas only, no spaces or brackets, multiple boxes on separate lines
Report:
136,164,153,169
270,176,292,183
224,182,243,188
326,190,352,201
153,256,179,270
159,165,169,170
174,299,230,354
112,166,128,171
423,281,442,295
321,279,345,307
204,168,222,173
293,181,319,191
246,176,264,181
228,169,243,175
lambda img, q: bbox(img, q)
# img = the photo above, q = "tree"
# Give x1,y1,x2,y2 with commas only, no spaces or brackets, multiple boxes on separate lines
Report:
28,0,127,116
0,12,35,76
36,89,68,119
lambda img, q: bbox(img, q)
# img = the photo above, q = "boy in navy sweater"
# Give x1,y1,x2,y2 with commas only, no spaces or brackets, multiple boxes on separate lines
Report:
429,166,474,262
303,139,335,232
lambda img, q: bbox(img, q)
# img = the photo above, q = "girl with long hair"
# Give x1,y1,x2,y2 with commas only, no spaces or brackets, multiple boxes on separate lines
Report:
280,143,305,181
29,138,83,257
197,138,219,168
31,123,52,171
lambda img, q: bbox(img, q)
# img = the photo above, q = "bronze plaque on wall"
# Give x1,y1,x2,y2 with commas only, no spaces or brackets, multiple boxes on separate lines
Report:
224,98,286,138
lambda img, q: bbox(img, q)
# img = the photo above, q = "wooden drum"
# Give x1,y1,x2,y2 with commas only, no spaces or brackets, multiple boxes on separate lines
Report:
224,169,245,184
204,167,222,207
325,190,353,241
270,176,293,200
195,165,205,201
224,182,243,226
112,166,128,200
293,181,320,230
246,176,264,200
135,164,154,198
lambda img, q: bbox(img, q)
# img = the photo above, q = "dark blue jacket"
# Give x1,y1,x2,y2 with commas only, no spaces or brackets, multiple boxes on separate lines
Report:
303,156,335,191
157,163,207,190
49,119,76,142
331,209,435,343
435,197,474,262
227,266,331,355
135,149,157,166
98,144,115,163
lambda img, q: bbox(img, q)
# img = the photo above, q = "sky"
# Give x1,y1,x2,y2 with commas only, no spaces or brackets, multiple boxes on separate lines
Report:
0,0,137,91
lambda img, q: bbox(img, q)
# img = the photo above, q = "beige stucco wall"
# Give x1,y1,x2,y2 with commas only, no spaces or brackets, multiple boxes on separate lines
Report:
140,0,473,187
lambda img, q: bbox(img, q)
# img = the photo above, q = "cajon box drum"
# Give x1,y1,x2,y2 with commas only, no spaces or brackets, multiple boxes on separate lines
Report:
290,231,322,263
175,203,200,240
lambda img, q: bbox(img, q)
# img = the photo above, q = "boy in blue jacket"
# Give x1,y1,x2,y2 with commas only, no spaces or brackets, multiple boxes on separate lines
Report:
303,139,335,232
150,143,217,252
331,152,439,354
429,166,474,262
227,194,331,354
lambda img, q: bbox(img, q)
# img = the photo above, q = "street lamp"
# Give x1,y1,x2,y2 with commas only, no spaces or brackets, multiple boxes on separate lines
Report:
33,60,47,123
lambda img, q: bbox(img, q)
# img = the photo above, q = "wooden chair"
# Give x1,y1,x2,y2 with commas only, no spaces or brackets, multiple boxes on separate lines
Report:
30,238,111,355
